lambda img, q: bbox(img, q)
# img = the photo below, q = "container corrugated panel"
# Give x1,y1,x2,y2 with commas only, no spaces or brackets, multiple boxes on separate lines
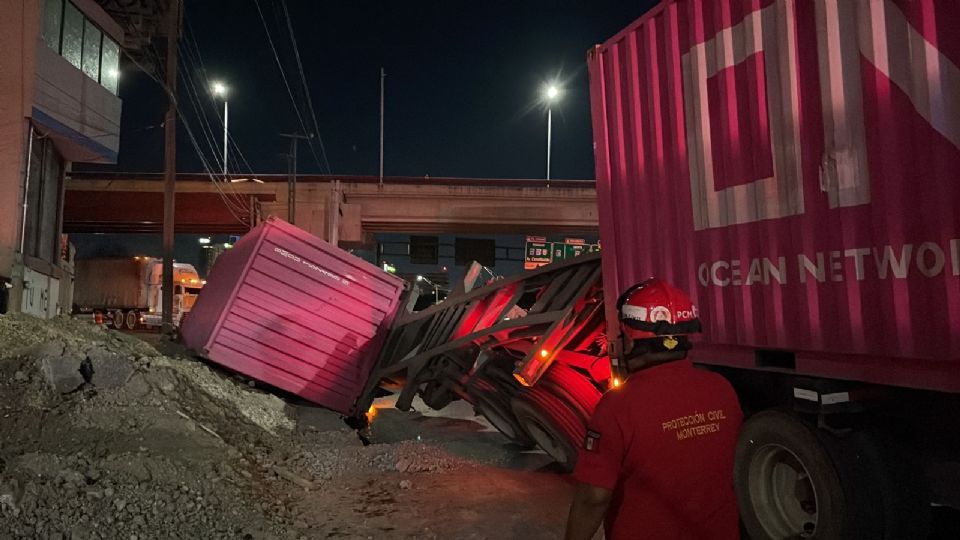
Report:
181,218,406,414
588,0,960,391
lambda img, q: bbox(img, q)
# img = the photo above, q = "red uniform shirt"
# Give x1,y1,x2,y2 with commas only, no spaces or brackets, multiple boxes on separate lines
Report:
573,360,742,540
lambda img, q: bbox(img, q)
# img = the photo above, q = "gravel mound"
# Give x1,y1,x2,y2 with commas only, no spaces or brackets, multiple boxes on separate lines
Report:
0,315,311,539
0,314,507,539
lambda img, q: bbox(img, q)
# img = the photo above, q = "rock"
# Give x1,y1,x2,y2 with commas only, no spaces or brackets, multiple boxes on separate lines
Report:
25,340,65,359
399,480,412,490
395,458,412,473
13,370,28,383
122,373,151,399
40,355,86,394
0,478,22,516
86,348,134,389
272,466,315,490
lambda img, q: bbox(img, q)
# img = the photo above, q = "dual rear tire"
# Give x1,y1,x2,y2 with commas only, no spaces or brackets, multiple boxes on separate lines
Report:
99,309,139,330
735,410,930,540
469,361,602,471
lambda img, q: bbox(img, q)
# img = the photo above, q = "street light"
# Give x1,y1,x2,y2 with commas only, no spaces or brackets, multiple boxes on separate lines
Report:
211,81,229,175
416,275,441,305
543,84,561,185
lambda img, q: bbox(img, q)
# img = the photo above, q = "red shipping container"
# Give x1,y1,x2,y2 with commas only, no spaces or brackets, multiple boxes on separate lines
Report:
589,0,960,391
181,218,406,414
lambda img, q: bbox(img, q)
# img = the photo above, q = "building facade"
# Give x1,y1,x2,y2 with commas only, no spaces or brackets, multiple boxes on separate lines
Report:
1,0,125,317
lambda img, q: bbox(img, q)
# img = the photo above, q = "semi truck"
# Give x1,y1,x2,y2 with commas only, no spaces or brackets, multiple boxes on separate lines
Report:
74,257,203,330
582,0,960,538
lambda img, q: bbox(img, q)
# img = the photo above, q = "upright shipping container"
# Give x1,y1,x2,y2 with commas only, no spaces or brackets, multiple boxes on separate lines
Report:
589,1,960,537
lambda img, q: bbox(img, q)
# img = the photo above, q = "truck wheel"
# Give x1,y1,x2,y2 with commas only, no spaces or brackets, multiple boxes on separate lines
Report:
539,363,602,424
826,429,931,539
469,376,535,447
111,310,125,329
125,310,139,331
511,386,585,472
735,411,845,540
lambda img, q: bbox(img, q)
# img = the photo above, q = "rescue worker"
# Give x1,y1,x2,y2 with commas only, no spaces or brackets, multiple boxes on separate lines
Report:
565,278,742,540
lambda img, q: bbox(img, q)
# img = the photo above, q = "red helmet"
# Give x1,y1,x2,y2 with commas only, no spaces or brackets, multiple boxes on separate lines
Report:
617,278,701,342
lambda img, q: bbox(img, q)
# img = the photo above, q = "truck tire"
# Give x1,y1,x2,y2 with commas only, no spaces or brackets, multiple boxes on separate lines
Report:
469,376,535,448
825,429,931,540
511,386,585,472
735,410,845,540
538,363,602,424
124,310,139,331
111,310,124,329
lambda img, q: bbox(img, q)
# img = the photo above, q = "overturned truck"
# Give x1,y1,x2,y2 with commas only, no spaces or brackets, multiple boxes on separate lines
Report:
181,218,609,473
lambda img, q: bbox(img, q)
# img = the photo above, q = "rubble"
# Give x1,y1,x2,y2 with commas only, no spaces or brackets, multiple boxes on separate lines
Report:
0,314,493,539
0,314,297,538
0,313,566,539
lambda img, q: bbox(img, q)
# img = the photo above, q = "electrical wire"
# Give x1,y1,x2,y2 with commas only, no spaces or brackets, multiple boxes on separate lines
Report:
184,20,257,177
279,0,331,173
174,33,253,215
113,3,254,226
252,0,327,172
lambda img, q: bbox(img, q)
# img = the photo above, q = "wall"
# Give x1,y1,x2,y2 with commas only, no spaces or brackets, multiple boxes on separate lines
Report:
33,43,121,162
0,1,40,281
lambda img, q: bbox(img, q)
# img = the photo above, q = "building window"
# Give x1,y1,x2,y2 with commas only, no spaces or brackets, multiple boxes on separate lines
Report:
23,134,65,264
41,0,63,52
81,19,102,82
41,0,121,96
455,238,496,267
409,236,439,264
61,1,83,69
101,38,120,94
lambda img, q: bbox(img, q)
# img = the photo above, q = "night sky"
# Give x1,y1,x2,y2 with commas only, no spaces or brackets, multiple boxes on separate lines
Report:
99,1,658,180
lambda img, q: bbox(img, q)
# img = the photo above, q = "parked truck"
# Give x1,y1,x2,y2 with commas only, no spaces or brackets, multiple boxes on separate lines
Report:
582,0,960,538
74,257,203,330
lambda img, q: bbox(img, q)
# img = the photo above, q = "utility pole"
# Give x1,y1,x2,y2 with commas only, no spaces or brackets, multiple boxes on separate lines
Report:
279,132,311,225
379,67,385,186
161,0,181,338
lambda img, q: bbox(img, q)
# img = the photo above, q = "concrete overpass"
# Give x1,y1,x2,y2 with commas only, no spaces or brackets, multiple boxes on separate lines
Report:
64,172,599,246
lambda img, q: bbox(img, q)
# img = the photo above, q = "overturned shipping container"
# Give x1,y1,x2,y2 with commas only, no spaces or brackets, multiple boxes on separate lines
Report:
182,218,405,415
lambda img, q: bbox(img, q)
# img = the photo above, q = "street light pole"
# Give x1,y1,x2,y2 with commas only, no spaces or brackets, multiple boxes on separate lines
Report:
543,84,559,188
212,81,229,175
222,99,228,175
546,106,552,184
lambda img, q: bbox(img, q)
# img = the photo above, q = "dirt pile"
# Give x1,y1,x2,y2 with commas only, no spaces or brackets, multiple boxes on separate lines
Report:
0,314,306,539
0,314,490,539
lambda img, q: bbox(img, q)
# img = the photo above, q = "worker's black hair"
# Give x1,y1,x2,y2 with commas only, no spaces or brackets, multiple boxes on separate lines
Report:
623,335,691,371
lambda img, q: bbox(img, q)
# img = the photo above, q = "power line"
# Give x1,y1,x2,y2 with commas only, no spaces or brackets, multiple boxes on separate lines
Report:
114,5,249,226
183,20,257,177
279,0,331,173
252,0,326,172
177,52,249,214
